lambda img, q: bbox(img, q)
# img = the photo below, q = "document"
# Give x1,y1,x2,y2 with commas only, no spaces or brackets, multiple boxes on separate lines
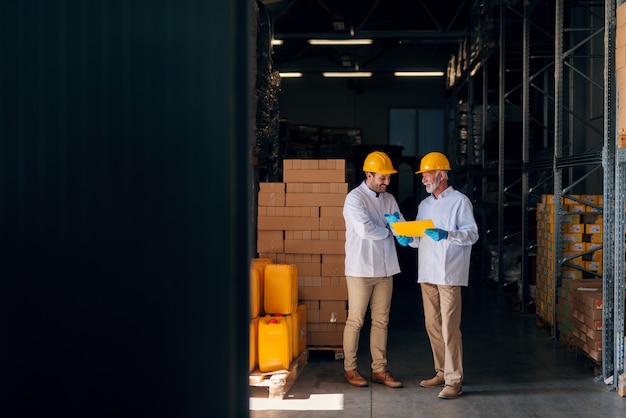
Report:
390,219,435,237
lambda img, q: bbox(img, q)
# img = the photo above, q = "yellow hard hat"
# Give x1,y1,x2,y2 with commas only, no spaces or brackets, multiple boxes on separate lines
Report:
415,152,451,174
362,151,398,175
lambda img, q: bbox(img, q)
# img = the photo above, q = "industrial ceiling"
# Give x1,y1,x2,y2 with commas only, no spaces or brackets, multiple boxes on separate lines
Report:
259,0,472,76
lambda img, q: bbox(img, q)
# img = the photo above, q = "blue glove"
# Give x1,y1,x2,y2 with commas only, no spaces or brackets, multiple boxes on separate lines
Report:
383,211,400,226
425,228,448,241
395,235,413,246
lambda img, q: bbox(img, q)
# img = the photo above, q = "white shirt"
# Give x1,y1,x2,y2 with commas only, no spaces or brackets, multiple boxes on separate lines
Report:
343,181,404,278
409,186,478,286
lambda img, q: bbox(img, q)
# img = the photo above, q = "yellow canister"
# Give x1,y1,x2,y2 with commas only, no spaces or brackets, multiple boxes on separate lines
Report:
264,263,298,315
251,258,274,316
249,317,258,372
258,315,291,372
282,314,293,362
291,310,299,359
250,265,262,319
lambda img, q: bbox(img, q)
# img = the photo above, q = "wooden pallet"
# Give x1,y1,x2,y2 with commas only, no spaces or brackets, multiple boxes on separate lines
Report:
249,349,309,398
307,345,344,360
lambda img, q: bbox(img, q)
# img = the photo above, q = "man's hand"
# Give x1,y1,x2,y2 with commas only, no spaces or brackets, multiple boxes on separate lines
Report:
395,235,413,246
383,212,400,226
424,228,448,241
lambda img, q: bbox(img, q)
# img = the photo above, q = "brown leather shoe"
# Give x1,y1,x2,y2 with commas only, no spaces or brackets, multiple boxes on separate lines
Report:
420,375,445,388
371,370,403,388
438,384,462,399
344,369,368,387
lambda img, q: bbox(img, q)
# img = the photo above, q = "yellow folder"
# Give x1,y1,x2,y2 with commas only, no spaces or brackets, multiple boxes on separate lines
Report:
390,219,435,237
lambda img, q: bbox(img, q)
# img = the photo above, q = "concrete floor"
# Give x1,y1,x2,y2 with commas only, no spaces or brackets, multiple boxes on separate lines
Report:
249,276,626,418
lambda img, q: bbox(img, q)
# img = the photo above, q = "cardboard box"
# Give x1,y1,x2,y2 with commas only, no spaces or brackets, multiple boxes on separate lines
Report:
299,285,348,301
583,315,602,331
618,4,626,29
568,242,585,252
285,192,346,207
319,216,345,231
581,290,603,309
295,262,322,277
585,224,602,234
258,191,286,207
618,374,626,397
257,231,284,253
562,233,583,243
257,216,320,231
259,182,286,193
617,44,626,70
321,261,344,277
257,238,284,253
319,300,348,323
584,261,602,274
284,239,344,255
307,330,344,346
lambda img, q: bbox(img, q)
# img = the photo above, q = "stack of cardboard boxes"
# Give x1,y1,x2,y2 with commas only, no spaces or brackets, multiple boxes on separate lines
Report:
257,159,348,348
535,194,604,362
557,279,603,362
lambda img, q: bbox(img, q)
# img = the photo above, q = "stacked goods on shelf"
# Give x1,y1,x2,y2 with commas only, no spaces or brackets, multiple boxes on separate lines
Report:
257,159,348,348
556,279,603,359
249,258,306,373
284,124,362,159
567,283,603,362
535,194,603,328
318,127,361,159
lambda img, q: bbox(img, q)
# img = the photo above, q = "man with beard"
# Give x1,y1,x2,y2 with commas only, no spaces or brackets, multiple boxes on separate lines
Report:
342,151,411,388
408,151,478,399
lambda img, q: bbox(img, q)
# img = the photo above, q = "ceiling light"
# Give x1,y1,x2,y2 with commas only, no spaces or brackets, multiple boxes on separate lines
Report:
279,72,303,78
394,71,445,77
308,39,373,46
271,39,283,46
322,72,372,78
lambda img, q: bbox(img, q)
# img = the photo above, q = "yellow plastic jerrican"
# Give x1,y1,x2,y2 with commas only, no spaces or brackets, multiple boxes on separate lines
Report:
249,317,258,372
291,310,299,360
258,315,291,372
250,265,262,319
252,258,274,316
282,314,294,362
264,263,298,315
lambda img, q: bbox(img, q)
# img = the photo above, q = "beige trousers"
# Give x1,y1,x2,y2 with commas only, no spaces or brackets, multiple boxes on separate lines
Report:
343,275,393,373
420,283,463,386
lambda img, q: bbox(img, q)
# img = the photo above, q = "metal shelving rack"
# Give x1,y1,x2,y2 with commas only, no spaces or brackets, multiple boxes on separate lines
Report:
449,1,525,297
614,0,626,386
523,0,623,389
451,0,625,391
616,145,626,385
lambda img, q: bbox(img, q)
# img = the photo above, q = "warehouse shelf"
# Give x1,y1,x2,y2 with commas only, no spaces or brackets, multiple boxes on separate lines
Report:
449,0,625,392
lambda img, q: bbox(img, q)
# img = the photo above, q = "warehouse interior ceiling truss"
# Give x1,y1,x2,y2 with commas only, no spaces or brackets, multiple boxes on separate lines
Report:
260,0,472,74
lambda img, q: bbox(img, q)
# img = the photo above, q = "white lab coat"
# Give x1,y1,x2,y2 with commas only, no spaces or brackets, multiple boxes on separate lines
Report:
409,186,478,286
343,181,404,278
